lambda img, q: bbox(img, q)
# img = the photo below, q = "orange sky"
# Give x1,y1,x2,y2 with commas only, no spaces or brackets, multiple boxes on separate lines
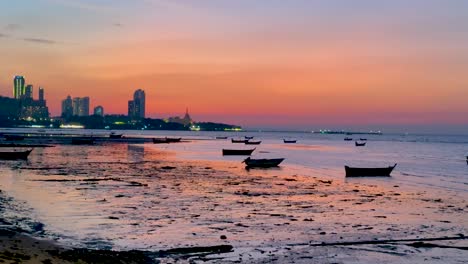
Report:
0,0,467,131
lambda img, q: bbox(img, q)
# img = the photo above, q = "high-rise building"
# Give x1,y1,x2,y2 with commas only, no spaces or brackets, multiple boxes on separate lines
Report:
13,76,25,99
94,106,104,116
24,85,33,99
61,95,73,118
128,89,145,119
38,87,44,102
72,97,90,117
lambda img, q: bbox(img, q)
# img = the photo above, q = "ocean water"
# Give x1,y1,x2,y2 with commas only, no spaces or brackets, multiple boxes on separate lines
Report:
0,129,467,253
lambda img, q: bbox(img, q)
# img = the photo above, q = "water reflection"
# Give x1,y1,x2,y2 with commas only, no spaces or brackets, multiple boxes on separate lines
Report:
127,145,145,163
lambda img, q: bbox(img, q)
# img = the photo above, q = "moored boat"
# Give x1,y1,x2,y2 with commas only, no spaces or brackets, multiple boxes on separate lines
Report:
243,157,284,168
245,136,254,140
0,149,33,160
152,137,182,144
283,139,297,143
344,137,353,141
222,148,255,156
216,136,228,139
355,141,366,146
360,138,367,141
245,140,261,145
109,133,123,139
71,138,95,145
345,164,397,177
232,139,248,143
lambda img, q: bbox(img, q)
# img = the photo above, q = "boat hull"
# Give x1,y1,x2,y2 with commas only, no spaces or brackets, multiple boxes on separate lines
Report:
283,140,297,143
222,148,255,156
245,141,261,145
0,149,33,160
244,158,284,168
345,164,396,177
355,142,366,146
232,139,248,143
71,138,95,145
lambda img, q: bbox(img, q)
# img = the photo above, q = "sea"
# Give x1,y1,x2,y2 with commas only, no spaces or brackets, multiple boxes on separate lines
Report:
0,128,467,252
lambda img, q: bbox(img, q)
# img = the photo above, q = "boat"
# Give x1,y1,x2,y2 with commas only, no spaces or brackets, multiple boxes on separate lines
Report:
283,139,297,143
243,157,284,168
152,137,182,144
71,138,95,145
232,139,248,143
0,149,33,160
245,140,261,145
109,133,123,139
466,156,468,165
360,138,367,141
245,136,254,140
222,148,255,156
345,164,397,177
344,137,353,141
216,136,228,139
4,135,25,141
355,141,366,146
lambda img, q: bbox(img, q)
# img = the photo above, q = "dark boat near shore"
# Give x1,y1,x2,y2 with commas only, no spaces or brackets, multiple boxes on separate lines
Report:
245,136,254,140
71,138,95,145
344,137,353,141
0,149,33,160
245,140,261,145
222,148,255,156
4,135,25,141
466,156,468,165
355,141,366,146
152,137,182,144
345,164,397,177
283,139,297,143
109,133,123,139
243,157,284,168
216,136,228,139
232,139,248,143
360,138,367,141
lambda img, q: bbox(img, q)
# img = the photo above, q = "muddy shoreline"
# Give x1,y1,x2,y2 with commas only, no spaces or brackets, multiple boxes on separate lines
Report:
0,143,467,263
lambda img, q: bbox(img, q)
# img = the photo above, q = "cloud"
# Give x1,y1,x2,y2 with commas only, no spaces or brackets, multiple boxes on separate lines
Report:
23,38,57,44
113,23,123,27
0,33,9,38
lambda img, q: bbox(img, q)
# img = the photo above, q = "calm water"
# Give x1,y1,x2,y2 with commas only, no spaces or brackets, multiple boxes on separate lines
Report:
0,129,467,251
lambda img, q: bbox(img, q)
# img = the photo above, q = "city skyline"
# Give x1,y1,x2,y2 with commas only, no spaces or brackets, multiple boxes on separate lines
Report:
1,1,467,133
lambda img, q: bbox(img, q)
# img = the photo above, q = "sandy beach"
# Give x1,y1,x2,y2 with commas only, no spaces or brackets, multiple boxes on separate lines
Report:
0,140,467,263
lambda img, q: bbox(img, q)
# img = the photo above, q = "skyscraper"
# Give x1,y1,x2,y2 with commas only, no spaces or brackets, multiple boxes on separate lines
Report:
24,85,33,99
38,87,44,102
72,97,90,117
128,89,145,119
61,95,73,118
94,106,104,116
13,76,25,99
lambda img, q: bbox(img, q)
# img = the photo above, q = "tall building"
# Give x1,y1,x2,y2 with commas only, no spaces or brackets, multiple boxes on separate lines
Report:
38,87,44,102
72,97,90,117
128,89,145,119
24,85,33,99
94,106,104,116
61,95,73,118
13,76,25,99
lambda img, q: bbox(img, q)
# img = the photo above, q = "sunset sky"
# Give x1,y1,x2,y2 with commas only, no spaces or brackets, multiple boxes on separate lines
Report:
0,0,467,132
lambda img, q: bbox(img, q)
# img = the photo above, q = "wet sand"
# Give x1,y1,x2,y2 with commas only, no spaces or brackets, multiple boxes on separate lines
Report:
0,143,467,263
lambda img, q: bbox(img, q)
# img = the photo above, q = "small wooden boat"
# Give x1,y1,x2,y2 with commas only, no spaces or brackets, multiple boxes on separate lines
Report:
4,135,25,141
355,141,366,146
344,137,353,141
166,137,182,143
71,138,95,145
109,133,123,139
222,148,255,156
216,136,228,139
245,140,261,145
283,139,297,143
232,139,248,143
359,138,367,141
245,136,254,140
466,156,468,165
345,164,397,177
243,157,284,168
0,149,33,160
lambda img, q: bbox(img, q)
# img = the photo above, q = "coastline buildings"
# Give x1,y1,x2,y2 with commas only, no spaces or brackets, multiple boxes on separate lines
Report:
72,97,90,116
128,89,145,119
61,96,73,118
168,108,193,126
13,76,25,99
94,106,104,116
